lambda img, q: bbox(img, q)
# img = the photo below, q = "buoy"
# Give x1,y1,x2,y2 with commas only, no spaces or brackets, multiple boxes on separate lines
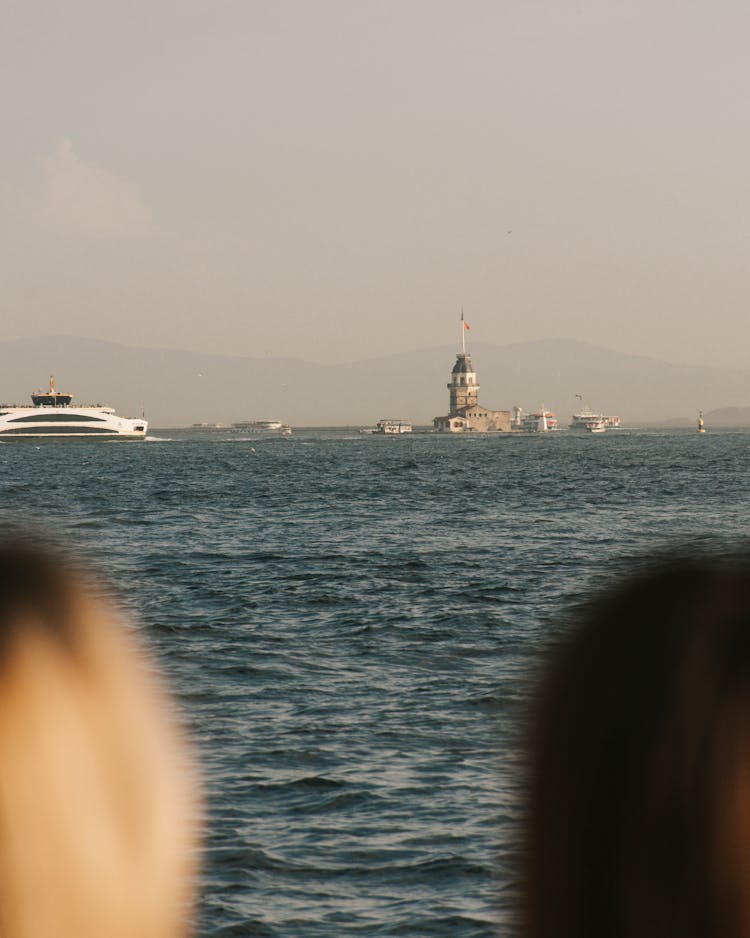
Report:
698,411,705,433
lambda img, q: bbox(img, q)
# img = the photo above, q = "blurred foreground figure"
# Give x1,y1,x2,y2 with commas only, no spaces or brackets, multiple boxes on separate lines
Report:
523,559,750,938
0,544,197,938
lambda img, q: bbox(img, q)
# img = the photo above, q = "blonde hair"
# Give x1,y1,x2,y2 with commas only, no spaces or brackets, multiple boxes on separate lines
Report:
0,544,198,938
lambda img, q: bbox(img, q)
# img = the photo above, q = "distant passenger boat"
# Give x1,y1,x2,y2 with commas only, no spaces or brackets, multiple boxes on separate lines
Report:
569,411,620,433
0,377,147,439
362,419,413,435
569,411,607,433
231,420,292,435
520,410,558,432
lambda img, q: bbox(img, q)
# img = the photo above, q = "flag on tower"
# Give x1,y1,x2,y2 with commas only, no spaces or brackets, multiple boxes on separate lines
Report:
459,310,470,353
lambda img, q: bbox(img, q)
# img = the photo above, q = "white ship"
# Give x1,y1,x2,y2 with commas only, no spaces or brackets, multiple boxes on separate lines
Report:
520,409,559,432
362,418,413,435
569,411,621,432
0,377,147,439
569,411,606,433
231,420,292,435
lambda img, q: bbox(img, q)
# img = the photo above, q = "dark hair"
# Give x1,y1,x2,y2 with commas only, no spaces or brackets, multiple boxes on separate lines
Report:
522,558,750,938
0,542,83,657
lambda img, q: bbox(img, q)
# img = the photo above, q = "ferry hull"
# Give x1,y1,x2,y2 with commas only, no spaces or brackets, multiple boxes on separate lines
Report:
0,408,147,439
0,433,147,440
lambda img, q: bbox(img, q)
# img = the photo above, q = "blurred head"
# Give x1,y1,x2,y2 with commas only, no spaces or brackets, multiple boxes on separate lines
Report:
0,543,197,938
522,558,750,938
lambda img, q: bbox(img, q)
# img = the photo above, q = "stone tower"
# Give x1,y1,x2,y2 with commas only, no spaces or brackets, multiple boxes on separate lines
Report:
433,314,511,432
448,353,479,413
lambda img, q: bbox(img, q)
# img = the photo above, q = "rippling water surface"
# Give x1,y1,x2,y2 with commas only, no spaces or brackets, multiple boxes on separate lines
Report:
1,428,747,936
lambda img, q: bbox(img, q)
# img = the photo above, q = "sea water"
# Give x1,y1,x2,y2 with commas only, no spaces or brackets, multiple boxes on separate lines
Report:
0,428,747,937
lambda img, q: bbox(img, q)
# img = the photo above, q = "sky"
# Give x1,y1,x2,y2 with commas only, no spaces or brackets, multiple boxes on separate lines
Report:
3,0,750,366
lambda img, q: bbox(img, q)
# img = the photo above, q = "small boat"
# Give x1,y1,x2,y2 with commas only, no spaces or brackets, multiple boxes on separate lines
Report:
569,410,620,433
362,419,413,435
520,408,558,432
569,411,606,433
569,411,606,432
231,420,292,435
0,377,147,439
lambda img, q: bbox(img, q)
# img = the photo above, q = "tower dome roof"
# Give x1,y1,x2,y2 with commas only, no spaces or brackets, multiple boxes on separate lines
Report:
451,353,475,375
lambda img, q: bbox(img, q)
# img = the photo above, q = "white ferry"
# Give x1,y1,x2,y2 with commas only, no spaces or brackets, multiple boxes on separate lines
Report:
520,410,559,432
363,419,413,435
569,411,606,433
0,377,147,439
569,411,621,432
231,420,292,435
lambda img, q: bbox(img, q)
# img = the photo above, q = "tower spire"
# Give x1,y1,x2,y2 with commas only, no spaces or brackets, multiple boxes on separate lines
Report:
460,308,466,355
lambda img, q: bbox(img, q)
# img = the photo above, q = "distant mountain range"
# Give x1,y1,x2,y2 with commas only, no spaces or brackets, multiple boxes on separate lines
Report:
1,336,749,427
660,406,750,428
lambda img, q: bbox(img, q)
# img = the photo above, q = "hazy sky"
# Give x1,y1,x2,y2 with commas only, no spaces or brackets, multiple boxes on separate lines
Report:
3,0,750,366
